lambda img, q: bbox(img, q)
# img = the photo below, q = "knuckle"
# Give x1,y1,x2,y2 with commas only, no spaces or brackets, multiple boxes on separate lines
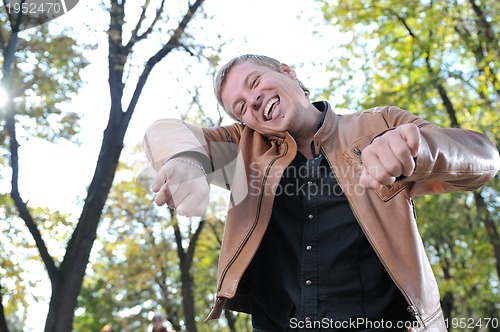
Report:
393,143,408,156
386,162,402,176
154,197,166,206
371,136,383,147
374,168,390,181
176,207,188,216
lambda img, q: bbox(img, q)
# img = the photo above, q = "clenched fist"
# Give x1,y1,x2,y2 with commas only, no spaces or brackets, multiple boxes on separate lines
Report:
359,123,420,190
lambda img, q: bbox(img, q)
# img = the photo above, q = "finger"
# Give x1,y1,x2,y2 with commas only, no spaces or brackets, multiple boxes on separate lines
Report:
387,136,415,177
151,162,175,192
361,141,398,185
400,124,421,158
166,197,175,209
176,190,210,217
359,169,384,190
361,157,396,187
171,178,210,217
171,176,206,200
169,180,190,209
371,136,406,178
154,181,174,206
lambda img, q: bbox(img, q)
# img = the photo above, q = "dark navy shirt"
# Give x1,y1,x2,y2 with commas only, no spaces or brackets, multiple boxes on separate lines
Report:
245,153,413,331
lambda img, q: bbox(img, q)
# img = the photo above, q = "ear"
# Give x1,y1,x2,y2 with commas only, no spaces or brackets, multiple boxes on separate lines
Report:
280,63,297,79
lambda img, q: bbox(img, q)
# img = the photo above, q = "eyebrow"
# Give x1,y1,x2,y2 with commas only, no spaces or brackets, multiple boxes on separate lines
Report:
230,70,260,115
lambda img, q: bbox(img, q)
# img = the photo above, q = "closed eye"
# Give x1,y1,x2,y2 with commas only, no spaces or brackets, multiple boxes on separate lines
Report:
232,100,246,120
240,101,246,116
251,75,260,88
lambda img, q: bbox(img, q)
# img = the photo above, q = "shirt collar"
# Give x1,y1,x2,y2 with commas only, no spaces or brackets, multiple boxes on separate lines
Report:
313,101,328,131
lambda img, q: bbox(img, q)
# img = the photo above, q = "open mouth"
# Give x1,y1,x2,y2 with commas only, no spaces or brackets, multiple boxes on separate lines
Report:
264,97,280,121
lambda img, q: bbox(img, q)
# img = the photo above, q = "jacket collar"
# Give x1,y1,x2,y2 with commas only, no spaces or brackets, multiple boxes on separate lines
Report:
312,101,338,156
266,101,337,155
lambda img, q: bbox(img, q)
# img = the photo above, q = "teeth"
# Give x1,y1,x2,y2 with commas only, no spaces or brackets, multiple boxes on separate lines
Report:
264,97,279,120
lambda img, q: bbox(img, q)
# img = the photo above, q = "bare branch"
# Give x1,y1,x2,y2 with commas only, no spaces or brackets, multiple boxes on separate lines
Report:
126,0,167,51
4,101,59,283
124,0,205,119
468,0,499,48
186,218,205,266
384,8,418,40
127,0,150,48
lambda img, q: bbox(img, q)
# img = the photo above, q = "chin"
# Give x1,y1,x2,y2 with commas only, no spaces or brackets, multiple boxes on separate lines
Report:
264,130,286,139
248,123,286,138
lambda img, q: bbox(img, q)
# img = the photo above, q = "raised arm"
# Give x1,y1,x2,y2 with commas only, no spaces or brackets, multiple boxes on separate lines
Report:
359,107,500,196
143,119,243,216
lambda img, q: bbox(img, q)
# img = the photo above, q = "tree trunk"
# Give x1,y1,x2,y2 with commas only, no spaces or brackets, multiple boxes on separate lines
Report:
436,242,454,332
2,1,206,330
174,217,206,332
180,262,198,332
474,192,500,279
425,56,500,280
224,310,238,332
440,292,454,332
44,109,127,332
44,0,206,328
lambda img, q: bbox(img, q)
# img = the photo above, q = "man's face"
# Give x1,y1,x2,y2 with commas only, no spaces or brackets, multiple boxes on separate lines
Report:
221,61,309,137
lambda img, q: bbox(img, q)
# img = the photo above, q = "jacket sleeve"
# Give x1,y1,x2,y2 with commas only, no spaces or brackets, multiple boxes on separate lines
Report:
142,118,244,188
409,125,500,195
378,106,500,195
142,119,207,171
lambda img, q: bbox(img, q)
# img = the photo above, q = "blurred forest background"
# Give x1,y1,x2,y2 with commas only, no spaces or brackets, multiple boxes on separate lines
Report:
0,0,499,331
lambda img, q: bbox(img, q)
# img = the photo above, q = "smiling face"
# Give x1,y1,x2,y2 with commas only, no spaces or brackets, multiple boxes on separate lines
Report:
220,60,311,137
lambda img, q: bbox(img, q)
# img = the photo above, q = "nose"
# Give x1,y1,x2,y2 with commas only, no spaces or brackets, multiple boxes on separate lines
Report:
250,92,263,111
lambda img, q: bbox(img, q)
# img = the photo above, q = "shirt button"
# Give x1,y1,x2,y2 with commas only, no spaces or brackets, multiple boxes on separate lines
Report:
308,214,314,220
305,279,312,286
307,181,313,186
306,245,312,251
305,317,312,322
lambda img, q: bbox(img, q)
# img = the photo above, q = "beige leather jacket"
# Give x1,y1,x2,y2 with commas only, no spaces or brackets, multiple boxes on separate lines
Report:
143,104,500,331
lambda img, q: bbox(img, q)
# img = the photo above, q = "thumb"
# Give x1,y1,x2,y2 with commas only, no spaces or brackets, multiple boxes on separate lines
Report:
151,162,174,192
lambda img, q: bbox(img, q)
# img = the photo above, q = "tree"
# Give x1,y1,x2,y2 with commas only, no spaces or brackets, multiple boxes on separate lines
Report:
76,152,250,331
76,75,250,330
318,0,499,327
1,0,210,331
1,4,87,331
0,194,34,332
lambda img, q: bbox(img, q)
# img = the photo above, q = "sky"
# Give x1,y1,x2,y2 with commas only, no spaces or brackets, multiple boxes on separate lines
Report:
16,0,343,214
4,0,345,330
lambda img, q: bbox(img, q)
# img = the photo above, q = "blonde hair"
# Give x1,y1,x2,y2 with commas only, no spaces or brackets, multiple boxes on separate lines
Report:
214,54,310,120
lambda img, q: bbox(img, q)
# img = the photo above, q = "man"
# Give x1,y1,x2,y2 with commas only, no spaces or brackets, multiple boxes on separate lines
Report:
143,54,499,331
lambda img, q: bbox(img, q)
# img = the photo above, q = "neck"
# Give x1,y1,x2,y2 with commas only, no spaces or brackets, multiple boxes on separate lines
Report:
292,103,323,159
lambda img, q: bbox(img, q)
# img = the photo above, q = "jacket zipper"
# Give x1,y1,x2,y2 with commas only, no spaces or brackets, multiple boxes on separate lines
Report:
353,147,362,164
407,305,425,327
322,149,425,328
217,141,289,292
221,127,236,151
